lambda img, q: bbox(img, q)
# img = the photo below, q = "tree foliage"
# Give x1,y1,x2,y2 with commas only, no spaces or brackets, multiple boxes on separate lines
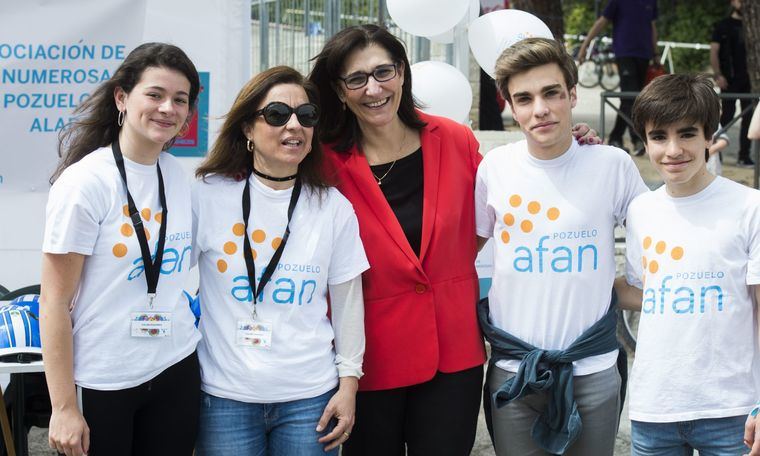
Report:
745,0,760,92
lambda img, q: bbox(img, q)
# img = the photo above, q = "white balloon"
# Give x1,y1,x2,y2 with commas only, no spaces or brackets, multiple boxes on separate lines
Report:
468,9,553,78
411,61,473,124
387,0,469,37
427,0,480,43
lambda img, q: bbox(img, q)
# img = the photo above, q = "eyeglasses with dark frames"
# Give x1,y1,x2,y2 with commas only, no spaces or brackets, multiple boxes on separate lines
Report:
338,63,398,90
254,102,320,127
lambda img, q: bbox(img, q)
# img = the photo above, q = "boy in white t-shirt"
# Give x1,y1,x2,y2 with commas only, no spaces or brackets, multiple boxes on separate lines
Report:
616,73,760,455
475,37,647,455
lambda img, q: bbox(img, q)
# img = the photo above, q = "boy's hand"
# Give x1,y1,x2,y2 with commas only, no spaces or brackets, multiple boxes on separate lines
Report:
745,408,760,455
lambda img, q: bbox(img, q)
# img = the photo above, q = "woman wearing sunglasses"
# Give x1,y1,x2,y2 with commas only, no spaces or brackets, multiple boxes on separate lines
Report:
192,66,368,455
309,25,600,455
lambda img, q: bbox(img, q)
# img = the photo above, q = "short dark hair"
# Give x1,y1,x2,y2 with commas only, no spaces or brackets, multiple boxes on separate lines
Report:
308,24,425,152
632,73,720,141
53,42,200,183
494,37,578,104
196,66,329,193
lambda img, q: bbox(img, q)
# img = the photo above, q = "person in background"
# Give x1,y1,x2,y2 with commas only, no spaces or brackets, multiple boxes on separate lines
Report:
711,0,753,167
749,101,760,141
41,43,202,456
707,125,730,176
578,0,658,156
192,66,368,456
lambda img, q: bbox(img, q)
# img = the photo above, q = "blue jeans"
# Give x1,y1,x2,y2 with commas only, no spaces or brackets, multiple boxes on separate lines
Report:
631,416,747,456
196,388,338,456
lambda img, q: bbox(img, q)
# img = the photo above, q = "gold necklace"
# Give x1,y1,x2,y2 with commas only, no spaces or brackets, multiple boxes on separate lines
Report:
370,128,406,186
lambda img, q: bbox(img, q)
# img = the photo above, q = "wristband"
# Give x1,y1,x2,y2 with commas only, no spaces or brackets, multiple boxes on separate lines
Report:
751,402,760,418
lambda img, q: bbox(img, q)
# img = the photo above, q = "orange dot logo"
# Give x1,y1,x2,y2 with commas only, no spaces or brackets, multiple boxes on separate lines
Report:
216,224,272,273
499,195,561,244
112,205,155,258
113,243,128,258
640,236,684,280
655,241,666,254
223,241,237,255
252,230,266,243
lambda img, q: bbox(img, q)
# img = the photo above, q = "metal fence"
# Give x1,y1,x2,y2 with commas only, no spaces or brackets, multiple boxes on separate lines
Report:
250,0,455,76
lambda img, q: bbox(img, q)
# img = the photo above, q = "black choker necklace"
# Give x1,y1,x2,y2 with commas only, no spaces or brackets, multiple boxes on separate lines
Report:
252,167,298,182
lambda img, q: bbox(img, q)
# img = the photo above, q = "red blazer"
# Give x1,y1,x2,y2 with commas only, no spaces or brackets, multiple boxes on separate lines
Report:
324,112,486,391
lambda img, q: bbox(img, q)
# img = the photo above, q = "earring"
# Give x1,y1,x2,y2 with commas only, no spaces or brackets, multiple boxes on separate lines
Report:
117,110,125,126
246,139,254,152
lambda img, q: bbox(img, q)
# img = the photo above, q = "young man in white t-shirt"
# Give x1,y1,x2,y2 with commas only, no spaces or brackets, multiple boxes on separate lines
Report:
615,73,760,455
475,37,647,455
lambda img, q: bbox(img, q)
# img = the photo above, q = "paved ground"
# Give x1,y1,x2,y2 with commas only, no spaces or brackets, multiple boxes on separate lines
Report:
21,85,755,456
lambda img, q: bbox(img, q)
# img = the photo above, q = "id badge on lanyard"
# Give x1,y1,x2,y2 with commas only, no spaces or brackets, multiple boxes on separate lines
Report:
235,170,300,349
112,141,172,338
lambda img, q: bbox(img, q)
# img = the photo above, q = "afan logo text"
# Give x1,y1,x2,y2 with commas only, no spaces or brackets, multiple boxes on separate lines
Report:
218,223,317,305
111,205,192,280
500,194,597,273
641,236,723,315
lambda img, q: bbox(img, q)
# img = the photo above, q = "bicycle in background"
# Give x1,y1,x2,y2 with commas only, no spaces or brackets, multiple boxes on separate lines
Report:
575,36,620,91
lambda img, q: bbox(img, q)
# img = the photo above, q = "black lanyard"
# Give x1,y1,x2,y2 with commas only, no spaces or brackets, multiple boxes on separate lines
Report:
112,140,168,308
241,171,300,318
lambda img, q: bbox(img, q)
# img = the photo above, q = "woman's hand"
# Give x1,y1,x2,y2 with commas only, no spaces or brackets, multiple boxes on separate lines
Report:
572,123,602,145
48,405,89,456
746,409,760,456
316,377,358,451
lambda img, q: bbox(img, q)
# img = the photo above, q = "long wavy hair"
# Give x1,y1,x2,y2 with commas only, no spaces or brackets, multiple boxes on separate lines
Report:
195,66,329,193
308,24,426,152
51,43,200,183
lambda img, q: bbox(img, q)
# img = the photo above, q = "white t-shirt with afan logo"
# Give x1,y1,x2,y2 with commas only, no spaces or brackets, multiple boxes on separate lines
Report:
192,175,369,403
43,147,200,390
625,176,760,422
475,139,647,375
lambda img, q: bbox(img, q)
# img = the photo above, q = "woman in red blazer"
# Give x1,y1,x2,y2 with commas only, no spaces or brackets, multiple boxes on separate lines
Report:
309,24,486,456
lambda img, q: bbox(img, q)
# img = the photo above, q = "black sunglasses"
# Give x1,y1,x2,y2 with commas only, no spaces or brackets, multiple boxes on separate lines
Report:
338,63,398,90
254,102,319,127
